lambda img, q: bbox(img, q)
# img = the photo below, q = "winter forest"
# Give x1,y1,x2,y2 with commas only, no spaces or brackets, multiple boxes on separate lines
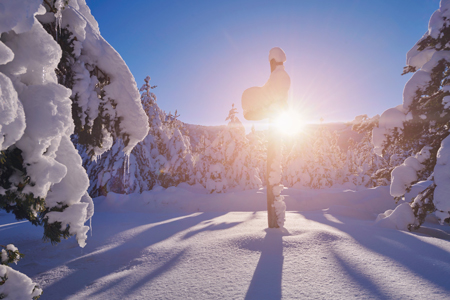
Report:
1,0,450,299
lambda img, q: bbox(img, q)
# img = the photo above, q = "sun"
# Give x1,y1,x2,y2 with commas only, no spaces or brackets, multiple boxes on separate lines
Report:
273,110,305,136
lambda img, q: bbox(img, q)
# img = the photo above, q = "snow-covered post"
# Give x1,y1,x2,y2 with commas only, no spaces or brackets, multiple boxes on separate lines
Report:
241,47,290,228
267,119,285,228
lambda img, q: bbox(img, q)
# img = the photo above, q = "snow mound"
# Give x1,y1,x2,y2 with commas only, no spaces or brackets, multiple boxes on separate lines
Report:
375,202,415,231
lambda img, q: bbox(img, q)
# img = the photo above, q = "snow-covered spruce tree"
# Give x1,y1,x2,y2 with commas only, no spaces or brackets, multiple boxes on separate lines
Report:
376,0,450,229
192,134,211,186
344,134,387,188
0,0,147,296
344,115,387,188
308,126,345,189
371,107,416,185
40,1,148,158
165,126,194,186
138,97,194,188
247,125,267,186
203,104,262,193
0,244,42,299
283,134,314,188
282,125,346,189
87,77,194,195
86,76,159,196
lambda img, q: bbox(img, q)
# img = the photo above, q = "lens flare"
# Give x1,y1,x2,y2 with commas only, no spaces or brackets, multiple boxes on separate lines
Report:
273,110,305,136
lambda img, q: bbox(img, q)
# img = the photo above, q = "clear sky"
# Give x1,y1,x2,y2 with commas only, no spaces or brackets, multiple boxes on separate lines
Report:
86,0,439,131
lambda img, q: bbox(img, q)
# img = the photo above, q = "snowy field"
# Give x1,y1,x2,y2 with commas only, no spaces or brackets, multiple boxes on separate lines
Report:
2,185,450,300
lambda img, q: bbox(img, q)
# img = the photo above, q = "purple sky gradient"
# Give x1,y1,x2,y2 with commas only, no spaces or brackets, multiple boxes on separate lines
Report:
87,0,439,131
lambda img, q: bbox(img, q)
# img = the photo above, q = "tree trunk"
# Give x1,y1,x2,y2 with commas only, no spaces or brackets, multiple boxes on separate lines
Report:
267,119,279,228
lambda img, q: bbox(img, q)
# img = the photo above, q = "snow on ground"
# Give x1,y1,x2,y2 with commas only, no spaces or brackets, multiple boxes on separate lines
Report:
2,185,450,299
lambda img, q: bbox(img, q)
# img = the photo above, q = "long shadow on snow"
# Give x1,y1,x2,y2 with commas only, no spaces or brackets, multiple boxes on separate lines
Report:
125,249,186,294
41,212,227,299
332,251,391,299
89,250,187,298
245,228,287,300
300,211,450,292
182,221,245,240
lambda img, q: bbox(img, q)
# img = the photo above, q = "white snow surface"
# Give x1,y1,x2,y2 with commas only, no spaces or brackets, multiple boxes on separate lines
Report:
3,185,450,299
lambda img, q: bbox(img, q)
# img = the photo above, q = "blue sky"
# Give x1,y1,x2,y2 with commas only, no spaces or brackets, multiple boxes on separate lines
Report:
87,0,439,130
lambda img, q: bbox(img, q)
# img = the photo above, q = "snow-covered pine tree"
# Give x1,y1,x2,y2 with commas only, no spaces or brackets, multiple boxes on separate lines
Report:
203,104,262,193
87,76,159,196
193,134,211,186
40,1,148,158
223,105,262,189
0,1,148,296
87,76,195,195
371,108,415,186
376,0,450,229
283,134,314,188
344,134,387,188
309,126,344,188
0,244,42,299
247,125,267,186
344,115,387,188
165,127,194,186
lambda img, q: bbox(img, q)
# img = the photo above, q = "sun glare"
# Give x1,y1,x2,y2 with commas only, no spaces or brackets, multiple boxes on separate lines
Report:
273,110,305,136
